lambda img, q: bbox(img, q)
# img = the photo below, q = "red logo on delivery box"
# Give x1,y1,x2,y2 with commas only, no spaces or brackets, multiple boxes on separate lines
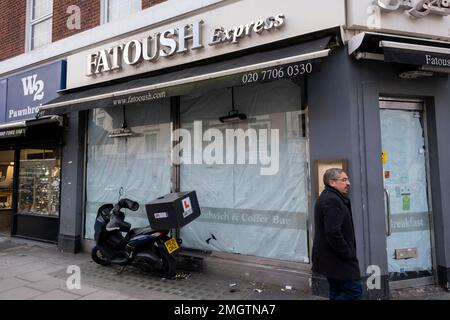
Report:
182,197,193,218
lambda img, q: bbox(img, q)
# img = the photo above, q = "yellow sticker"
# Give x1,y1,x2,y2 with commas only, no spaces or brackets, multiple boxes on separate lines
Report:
382,150,387,164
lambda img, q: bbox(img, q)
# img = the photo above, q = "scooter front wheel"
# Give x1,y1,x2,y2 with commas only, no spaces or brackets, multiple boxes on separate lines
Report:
91,246,111,266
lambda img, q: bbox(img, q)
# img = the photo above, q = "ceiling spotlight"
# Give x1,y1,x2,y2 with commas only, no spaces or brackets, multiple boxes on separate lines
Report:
109,105,135,138
219,87,247,123
108,127,135,138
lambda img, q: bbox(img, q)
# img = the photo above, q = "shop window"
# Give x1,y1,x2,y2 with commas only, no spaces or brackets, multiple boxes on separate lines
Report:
101,0,141,23
27,0,53,50
179,79,309,263
17,148,61,216
85,100,171,239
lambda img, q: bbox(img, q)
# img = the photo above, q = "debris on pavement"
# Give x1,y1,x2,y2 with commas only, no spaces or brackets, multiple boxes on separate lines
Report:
281,285,293,292
174,271,192,280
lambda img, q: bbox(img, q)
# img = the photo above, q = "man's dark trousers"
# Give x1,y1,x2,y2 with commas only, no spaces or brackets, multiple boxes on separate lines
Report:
327,278,363,300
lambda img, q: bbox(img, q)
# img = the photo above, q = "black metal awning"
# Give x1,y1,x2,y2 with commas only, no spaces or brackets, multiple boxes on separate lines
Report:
0,116,63,140
38,37,333,116
348,32,450,74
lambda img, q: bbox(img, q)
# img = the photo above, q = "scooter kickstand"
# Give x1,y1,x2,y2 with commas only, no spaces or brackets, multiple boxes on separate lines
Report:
117,265,127,274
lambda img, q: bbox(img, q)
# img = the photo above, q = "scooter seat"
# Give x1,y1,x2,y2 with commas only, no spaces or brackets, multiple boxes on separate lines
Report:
126,226,158,240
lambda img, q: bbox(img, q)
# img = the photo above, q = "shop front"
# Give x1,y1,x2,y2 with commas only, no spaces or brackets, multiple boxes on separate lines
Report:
38,0,345,267
36,0,450,298
0,61,66,243
41,33,334,263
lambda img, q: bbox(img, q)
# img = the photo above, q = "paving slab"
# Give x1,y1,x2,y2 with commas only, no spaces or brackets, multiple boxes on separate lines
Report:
79,290,131,300
0,286,44,300
16,271,53,282
60,284,99,297
33,289,81,300
0,277,31,293
25,277,67,293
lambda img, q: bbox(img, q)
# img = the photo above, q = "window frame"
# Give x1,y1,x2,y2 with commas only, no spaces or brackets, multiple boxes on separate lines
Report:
100,0,142,24
25,0,53,51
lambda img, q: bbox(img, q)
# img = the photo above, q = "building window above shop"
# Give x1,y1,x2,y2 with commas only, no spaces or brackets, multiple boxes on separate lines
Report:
101,0,142,23
27,0,53,50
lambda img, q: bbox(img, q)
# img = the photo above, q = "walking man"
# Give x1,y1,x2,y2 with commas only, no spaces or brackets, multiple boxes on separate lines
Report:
312,168,363,300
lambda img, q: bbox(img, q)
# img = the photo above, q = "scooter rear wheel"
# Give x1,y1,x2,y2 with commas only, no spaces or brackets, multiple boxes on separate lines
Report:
91,246,111,266
155,247,176,278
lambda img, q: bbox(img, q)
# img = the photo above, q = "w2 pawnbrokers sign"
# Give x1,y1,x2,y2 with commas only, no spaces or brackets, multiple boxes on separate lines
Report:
1,61,66,123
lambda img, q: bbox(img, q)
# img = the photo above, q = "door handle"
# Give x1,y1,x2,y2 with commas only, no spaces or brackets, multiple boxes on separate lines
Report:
384,188,392,236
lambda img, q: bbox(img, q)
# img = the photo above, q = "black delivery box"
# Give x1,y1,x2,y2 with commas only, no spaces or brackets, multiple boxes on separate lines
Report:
145,191,201,230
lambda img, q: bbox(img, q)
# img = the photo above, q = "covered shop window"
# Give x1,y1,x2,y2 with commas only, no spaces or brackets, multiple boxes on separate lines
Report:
84,99,171,239
179,79,309,263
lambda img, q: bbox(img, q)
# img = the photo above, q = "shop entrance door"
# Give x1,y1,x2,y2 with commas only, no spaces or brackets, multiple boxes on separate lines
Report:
0,150,15,235
13,147,61,243
379,99,434,286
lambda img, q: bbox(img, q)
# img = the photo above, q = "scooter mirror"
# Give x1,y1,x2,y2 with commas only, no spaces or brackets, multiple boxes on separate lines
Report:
118,198,139,211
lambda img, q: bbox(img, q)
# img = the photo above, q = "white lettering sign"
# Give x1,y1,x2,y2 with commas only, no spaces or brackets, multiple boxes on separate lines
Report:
86,14,286,76
8,106,40,120
425,54,450,66
375,0,450,17
21,75,45,101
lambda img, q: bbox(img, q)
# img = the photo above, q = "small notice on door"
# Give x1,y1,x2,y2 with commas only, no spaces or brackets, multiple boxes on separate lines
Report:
382,150,387,164
402,194,411,211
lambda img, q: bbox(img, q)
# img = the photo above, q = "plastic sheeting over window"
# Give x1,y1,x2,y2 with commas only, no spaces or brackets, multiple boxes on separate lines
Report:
179,79,309,263
85,100,171,239
381,109,433,276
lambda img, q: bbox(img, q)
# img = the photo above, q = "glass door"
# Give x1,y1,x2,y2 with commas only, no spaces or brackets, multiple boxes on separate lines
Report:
18,148,61,216
13,147,61,242
0,150,15,234
380,99,434,283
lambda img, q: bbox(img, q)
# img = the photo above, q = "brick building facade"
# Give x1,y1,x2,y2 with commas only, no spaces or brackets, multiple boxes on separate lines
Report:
0,0,26,61
0,0,167,62
52,0,101,43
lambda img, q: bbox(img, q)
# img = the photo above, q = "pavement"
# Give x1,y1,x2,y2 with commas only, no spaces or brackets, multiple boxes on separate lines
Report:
0,234,318,300
0,234,449,300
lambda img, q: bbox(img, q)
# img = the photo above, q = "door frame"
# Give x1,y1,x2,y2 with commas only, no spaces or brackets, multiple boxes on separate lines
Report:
379,97,437,288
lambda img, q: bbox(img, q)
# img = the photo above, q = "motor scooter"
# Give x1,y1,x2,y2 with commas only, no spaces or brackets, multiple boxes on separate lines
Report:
91,198,181,277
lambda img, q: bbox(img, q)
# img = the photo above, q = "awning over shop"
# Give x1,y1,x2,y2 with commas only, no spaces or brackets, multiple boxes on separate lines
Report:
0,115,63,139
38,36,333,116
348,32,450,74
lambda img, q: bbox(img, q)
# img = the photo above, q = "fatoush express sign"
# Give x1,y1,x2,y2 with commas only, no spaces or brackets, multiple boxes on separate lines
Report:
86,14,286,76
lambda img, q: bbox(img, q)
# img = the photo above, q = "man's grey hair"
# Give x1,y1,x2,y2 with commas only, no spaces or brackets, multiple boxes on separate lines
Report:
323,168,345,186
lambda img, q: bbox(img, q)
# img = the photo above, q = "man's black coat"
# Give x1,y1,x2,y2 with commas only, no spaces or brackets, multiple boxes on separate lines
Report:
311,186,361,280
